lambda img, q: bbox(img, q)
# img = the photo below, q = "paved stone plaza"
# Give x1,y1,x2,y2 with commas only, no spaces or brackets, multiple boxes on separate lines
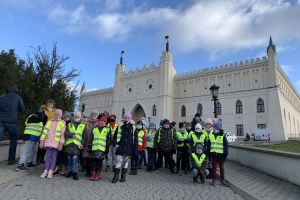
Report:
0,162,243,200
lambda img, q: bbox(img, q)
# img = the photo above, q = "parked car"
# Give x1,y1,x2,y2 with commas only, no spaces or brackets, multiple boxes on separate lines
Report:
253,128,270,141
224,132,237,143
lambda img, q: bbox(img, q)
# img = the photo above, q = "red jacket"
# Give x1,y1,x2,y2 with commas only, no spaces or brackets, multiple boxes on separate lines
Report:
138,129,147,152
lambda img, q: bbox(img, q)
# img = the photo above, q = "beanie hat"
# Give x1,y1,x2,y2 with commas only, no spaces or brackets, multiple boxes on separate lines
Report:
99,116,107,123
213,119,222,131
36,108,45,115
195,123,202,131
162,119,170,124
149,121,156,128
91,109,98,115
194,113,201,118
205,118,213,125
63,111,72,118
124,113,132,119
74,111,81,118
55,109,62,116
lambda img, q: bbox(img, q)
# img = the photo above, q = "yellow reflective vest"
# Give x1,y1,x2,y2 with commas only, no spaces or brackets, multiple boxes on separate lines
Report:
41,120,65,142
92,127,109,152
190,131,210,146
138,130,145,146
191,153,206,167
65,122,86,146
24,114,43,137
176,130,189,147
147,130,156,148
209,133,224,154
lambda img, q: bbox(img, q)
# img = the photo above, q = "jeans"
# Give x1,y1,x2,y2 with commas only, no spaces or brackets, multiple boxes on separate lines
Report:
0,122,19,161
147,148,156,171
19,141,39,165
67,154,79,173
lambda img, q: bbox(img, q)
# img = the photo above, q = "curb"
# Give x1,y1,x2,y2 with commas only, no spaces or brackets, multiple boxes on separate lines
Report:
226,178,262,200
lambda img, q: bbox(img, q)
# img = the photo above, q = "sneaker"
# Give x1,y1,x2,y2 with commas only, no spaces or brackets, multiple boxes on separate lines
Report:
221,180,229,187
26,162,36,168
16,164,28,171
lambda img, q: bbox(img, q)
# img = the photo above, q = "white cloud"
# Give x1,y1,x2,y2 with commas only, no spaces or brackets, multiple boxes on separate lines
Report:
46,0,300,55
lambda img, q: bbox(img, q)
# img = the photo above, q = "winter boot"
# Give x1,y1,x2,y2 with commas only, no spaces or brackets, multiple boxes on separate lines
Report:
120,168,127,182
90,170,96,181
65,171,73,178
94,171,101,181
73,172,79,180
46,170,53,179
40,170,48,178
129,168,134,175
193,176,198,183
111,168,120,183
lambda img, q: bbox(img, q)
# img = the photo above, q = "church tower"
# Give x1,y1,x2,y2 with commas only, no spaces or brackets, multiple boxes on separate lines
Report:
112,51,125,117
157,36,176,121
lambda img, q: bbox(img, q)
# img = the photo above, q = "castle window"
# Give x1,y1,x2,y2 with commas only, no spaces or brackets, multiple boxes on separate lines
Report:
236,124,244,136
257,98,265,113
181,105,186,117
197,103,203,116
152,104,157,116
216,101,222,115
129,88,132,93
236,100,243,114
149,84,153,89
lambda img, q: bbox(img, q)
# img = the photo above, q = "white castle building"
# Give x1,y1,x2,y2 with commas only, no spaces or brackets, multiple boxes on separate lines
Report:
80,37,300,141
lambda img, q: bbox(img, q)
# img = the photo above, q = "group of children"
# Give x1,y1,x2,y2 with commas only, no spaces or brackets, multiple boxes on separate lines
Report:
16,100,229,186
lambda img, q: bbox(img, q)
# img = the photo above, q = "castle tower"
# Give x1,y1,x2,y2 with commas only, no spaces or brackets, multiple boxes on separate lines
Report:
157,36,176,121
112,51,125,117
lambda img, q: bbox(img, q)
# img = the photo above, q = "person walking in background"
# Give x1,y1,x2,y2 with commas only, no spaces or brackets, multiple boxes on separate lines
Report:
112,113,137,183
82,110,99,177
89,116,110,181
64,111,86,180
146,121,157,173
154,119,176,174
0,85,25,165
39,109,65,179
16,109,45,171
175,122,189,174
191,113,204,132
207,118,229,187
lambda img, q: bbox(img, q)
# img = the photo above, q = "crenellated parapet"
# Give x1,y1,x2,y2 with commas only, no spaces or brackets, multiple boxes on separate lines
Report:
175,56,268,78
81,87,114,97
125,64,159,77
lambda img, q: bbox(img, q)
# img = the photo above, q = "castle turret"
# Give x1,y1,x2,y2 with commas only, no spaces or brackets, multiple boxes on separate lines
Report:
158,36,176,120
112,51,126,117
267,35,278,87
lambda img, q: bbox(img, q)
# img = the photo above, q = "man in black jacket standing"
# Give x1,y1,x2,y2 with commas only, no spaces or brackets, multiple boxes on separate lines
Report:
0,85,25,164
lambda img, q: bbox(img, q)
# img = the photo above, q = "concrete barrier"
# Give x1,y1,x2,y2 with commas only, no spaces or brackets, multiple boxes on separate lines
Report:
228,145,300,186
0,140,24,162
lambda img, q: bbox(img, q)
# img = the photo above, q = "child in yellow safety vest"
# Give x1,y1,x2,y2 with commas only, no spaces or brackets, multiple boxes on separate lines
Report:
63,111,86,180
39,109,65,179
191,142,208,183
88,116,110,181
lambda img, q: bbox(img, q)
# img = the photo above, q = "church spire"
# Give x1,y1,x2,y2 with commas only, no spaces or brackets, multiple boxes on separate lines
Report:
120,50,124,65
267,35,276,54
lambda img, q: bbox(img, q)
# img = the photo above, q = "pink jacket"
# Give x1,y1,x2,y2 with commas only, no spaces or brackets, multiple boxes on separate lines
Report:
41,119,66,149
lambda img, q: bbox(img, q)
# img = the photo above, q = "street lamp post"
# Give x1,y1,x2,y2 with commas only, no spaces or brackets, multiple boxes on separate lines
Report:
209,84,220,118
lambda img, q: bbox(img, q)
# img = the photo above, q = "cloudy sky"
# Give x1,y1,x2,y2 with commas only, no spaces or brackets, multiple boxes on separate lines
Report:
1,0,300,93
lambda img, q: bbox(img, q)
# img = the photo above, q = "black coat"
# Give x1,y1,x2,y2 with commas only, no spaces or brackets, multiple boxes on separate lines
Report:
0,91,25,123
114,122,138,156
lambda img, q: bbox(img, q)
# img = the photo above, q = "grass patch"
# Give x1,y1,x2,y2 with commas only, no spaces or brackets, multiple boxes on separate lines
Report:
253,141,300,153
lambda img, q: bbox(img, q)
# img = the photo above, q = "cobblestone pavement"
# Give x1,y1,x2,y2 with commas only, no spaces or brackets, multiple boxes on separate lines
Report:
0,164,244,200
225,161,300,200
